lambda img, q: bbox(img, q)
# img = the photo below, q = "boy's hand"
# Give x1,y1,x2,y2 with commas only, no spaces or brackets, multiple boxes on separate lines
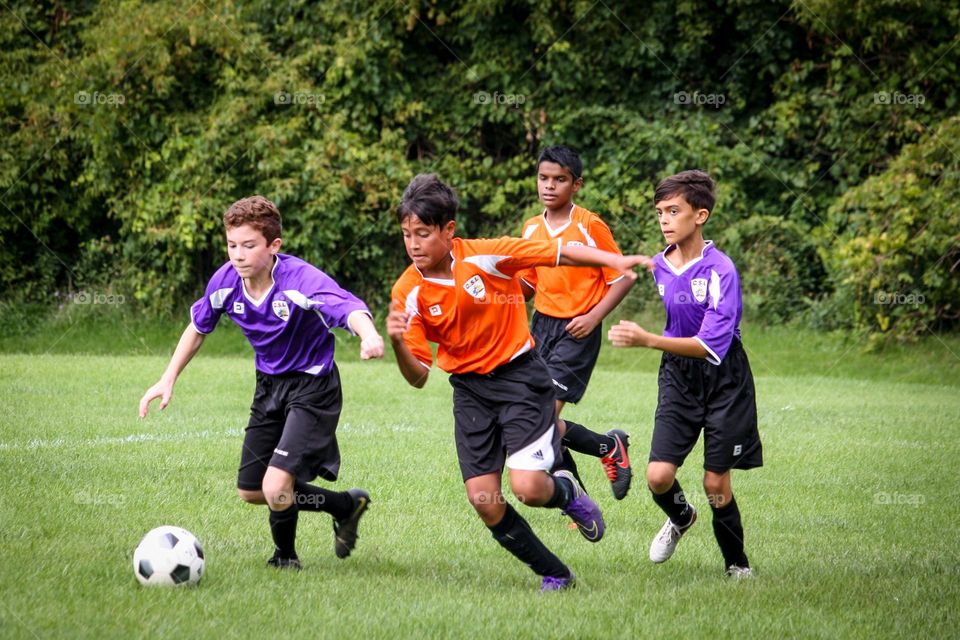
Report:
139,378,174,418
359,335,385,360
386,307,411,342
607,320,652,348
565,313,600,339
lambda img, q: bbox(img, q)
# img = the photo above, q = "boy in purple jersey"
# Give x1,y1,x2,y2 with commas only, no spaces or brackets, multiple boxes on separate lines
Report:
608,170,761,578
139,196,384,570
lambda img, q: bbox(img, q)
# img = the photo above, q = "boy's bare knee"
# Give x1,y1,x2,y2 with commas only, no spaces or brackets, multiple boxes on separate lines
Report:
237,488,265,504
647,464,676,494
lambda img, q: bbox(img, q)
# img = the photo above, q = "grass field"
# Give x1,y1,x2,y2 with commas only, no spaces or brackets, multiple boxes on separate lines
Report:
1,321,959,638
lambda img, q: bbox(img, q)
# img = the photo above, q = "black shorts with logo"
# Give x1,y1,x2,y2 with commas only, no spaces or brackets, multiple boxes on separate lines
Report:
237,365,343,491
531,311,602,404
449,351,561,482
649,339,762,473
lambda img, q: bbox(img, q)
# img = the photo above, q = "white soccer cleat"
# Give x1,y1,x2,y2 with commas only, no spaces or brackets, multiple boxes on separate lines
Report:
649,505,696,563
725,565,754,579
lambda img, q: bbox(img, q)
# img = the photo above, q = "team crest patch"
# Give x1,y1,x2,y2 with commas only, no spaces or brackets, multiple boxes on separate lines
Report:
463,275,486,300
691,278,708,303
272,299,290,321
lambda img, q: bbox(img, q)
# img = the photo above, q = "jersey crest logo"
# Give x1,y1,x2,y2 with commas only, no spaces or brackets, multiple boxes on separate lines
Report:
691,278,708,303
657,284,665,297
463,274,486,300
272,300,290,321
566,240,584,247
429,304,442,316
233,301,245,314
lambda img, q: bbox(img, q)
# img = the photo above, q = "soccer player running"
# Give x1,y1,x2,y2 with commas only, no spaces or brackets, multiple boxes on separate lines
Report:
386,174,652,591
517,145,634,500
608,170,762,578
139,196,384,570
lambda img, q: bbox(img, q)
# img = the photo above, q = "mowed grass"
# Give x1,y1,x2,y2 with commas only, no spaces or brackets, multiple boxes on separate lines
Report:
1,327,959,639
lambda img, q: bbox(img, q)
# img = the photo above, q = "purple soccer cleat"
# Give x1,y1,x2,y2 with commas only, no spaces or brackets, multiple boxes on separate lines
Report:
554,470,605,542
540,572,576,592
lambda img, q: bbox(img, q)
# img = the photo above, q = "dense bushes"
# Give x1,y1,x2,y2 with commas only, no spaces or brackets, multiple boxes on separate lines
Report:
1,0,957,337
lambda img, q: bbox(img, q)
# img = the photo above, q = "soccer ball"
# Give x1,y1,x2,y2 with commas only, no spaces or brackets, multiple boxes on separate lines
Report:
133,525,205,587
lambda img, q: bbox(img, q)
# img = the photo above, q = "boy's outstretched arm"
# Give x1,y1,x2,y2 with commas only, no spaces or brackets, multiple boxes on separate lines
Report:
386,308,430,389
348,311,385,360
558,245,653,278
139,324,206,417
607,320,708,358
564,276,634,339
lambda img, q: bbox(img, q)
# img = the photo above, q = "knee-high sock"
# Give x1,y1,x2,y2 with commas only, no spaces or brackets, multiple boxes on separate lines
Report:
294,481,352,519
562,421,615,458
488,503,570,578
269,505,299,558
651,479,694,526
711,496,748,567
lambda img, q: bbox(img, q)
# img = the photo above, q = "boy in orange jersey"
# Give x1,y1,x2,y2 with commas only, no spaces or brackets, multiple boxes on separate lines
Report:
386,174,652,591
518,146,634,500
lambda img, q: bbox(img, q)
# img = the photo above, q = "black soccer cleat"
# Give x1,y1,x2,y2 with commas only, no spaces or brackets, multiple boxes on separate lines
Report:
333,489,371,559
267,550,302,571
600,429,632,500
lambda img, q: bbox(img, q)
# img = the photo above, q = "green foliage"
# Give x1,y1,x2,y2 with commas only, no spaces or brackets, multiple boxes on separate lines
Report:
1,0,958,336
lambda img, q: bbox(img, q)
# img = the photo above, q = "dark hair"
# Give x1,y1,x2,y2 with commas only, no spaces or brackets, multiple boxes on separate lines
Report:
396,173,459,227
537,145,583,181
654,170,716,212
223,195,282,242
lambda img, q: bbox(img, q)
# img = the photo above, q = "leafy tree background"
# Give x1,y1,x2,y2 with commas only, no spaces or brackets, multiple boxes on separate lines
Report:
1,0,957,339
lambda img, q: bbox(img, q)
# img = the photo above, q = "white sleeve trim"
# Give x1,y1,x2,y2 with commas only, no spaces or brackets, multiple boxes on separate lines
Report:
417,360,432,370
190,320,212,336
694,336,721,365
605,274,625,286
555,238,562,266
345,309,373,336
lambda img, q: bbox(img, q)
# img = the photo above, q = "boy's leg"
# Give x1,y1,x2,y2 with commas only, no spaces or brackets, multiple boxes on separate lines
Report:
262,465,301,568
703,470,749,571
466,472,572,582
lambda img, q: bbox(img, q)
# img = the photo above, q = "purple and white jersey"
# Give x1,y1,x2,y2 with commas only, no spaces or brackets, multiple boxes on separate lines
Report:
652,241,743,365
190,254,370,375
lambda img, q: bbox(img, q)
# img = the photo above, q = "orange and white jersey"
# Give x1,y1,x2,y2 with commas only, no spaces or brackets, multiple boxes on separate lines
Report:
517,204,623,318
391,236,561,375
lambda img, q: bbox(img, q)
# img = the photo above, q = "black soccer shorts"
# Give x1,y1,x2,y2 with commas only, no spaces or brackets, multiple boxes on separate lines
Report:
649,339,762,473
237,365,343,491
531,311,602,404
449,351,562,482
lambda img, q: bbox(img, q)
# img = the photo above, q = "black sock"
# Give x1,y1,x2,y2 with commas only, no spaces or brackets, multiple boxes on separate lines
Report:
269,505,299,559
711,496,749,568
651,479,693,526
543,473,574,510
294,481,353,519
551,448,587,492
562,421,615,458
488,503,570,578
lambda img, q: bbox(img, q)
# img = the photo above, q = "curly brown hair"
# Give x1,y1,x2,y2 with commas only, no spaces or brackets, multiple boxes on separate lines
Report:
223,195,282,243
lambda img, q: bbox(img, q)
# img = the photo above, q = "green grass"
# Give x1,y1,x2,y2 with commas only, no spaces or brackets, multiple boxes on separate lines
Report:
1,324,959,638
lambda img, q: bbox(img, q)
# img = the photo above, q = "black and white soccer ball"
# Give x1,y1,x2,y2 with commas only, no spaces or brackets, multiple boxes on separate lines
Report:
133,525,205,587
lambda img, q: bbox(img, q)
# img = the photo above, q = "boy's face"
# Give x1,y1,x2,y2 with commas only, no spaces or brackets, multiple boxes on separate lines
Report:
655,194,710,244
400,215,455,273
226,224,282,280
537,161,582,211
